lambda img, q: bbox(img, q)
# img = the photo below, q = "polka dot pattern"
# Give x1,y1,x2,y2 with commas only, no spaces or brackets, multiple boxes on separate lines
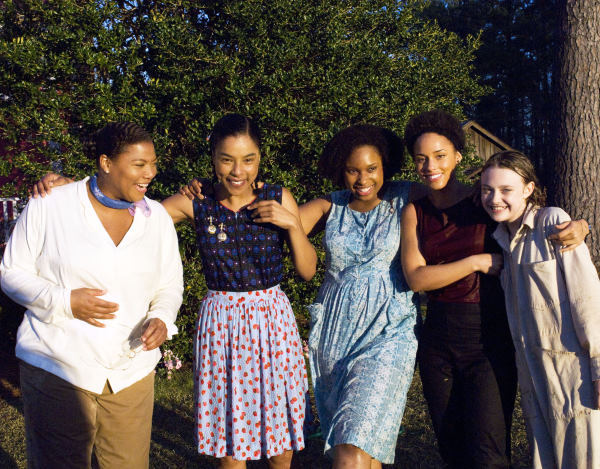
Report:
193,184,284,292
194,287,308,460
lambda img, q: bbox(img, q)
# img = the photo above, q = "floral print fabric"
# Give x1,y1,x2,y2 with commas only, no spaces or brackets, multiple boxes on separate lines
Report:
308,181,419,464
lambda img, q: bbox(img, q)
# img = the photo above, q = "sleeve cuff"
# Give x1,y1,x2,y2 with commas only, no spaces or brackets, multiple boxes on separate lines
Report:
62,287,74,320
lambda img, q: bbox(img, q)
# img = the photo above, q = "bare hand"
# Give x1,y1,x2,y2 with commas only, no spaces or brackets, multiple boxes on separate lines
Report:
594,380,600,410
141,318,167,350
249,200,302,232
70,288,119,327
548,219,589,252
473,253,503,276
179,178,204,200
31,172,73,198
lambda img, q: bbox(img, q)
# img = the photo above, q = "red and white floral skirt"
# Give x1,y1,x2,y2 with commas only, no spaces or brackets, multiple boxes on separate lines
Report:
194,286,307,460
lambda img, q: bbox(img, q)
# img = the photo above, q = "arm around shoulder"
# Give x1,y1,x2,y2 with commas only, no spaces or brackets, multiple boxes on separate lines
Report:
281,188,317,281
298,196,332,237
161,192,195,224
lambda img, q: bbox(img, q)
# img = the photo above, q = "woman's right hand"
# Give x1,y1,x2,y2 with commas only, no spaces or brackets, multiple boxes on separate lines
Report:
70,288,119,327
179,178,205,200
472,253,503,275
31,172,73,198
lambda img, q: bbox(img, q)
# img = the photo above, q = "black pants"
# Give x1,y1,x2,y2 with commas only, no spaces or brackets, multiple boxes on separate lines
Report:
418,301,517,469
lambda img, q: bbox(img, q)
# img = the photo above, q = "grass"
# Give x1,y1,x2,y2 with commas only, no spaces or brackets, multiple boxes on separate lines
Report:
0,356,532,469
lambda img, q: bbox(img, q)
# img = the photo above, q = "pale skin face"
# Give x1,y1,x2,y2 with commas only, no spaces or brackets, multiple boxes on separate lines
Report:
212,134,260,201
343,145,385,212
412,132,462,191
480,166,534,235
97,141,158,202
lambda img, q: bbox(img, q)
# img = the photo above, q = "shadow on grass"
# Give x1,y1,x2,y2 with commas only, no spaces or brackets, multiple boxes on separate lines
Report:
0,364,530,468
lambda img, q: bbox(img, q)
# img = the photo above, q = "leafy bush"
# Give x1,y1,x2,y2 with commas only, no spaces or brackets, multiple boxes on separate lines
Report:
0,0,485,361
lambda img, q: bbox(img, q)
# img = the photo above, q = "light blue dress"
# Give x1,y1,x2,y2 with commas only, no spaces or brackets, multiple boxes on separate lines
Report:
308,181,419,464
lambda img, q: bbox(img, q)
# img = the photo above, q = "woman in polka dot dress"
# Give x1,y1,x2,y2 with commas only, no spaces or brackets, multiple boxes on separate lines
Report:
162,114,317,469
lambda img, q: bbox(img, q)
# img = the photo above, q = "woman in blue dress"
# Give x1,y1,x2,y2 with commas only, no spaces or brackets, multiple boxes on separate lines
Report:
299,125,420,468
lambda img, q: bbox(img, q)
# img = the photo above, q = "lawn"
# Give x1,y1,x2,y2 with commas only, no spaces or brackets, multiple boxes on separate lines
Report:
0,357,532,469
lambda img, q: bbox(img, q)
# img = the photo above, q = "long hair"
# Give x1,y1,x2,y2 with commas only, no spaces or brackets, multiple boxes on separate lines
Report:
482,150,547,207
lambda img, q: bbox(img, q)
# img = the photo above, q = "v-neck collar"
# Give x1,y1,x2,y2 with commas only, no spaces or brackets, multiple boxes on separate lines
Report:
77,177,146,248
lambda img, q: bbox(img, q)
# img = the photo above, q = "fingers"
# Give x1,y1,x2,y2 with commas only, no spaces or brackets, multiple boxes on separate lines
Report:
141,319,167,350
31,180,50,198
70,288,119,327
250,202,297,229
178,185,195,200
178,179,204,200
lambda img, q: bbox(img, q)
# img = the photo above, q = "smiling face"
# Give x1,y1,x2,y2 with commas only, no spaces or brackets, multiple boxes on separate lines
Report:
481,166,534,229
343,145,385,207
98,141,157,202
212,134,260,197
412,132,461,190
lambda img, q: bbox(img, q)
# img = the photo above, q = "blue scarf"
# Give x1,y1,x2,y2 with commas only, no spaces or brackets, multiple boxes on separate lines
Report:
89,174,151,217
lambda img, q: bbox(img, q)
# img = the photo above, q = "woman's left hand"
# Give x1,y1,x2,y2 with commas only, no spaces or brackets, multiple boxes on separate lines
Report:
594,380,600,410
141,318,168,351
249,200,302,232
548,219,589,252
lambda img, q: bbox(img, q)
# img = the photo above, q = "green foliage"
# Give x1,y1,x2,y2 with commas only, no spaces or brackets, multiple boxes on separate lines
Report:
0,0,485,361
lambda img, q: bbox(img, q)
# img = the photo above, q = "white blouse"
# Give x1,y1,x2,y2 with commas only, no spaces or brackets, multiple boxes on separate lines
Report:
1,179,183,393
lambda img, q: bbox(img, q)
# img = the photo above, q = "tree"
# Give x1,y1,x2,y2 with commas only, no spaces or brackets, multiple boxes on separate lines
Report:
0,0,486,358
551,0,600,266
424,0,559,181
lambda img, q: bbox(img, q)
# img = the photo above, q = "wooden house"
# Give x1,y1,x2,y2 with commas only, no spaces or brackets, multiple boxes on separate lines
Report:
461,120,515,179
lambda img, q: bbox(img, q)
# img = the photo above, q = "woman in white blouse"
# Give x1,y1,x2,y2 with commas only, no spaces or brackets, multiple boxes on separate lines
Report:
1,122,183,469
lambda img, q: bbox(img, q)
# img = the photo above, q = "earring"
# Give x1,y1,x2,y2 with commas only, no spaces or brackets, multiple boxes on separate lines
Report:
207,216,217,234
217,223,227,242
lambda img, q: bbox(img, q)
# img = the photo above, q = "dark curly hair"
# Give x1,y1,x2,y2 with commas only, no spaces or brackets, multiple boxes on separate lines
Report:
209,114,261,156
83,122,152,165
482,151,547,207
318,124,404,187
404,109,465,157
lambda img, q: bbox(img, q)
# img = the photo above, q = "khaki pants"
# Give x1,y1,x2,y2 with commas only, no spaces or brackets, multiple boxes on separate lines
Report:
19,361,154,469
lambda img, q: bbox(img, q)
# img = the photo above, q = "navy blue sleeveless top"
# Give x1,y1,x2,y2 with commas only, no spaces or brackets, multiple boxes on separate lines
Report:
193,183,285,292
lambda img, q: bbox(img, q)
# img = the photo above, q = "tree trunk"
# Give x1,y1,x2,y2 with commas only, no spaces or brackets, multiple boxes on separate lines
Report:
552,0,600,267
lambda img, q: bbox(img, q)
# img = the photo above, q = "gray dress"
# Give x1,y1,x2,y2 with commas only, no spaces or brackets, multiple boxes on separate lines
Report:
308,181,419,464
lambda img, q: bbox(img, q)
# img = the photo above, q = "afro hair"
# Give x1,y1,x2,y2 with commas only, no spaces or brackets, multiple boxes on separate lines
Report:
403,109,465,157
318,124,404,187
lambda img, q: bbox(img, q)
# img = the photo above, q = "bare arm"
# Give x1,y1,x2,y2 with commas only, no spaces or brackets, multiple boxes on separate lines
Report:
249,188,317,281
298,197,332,236
548,219,590,252
161,193,195,224
400,203,502,292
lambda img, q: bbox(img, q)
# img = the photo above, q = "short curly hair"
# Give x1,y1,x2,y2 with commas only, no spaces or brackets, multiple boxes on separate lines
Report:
83,122,152,165
404,109,465,157
318,124,404,187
